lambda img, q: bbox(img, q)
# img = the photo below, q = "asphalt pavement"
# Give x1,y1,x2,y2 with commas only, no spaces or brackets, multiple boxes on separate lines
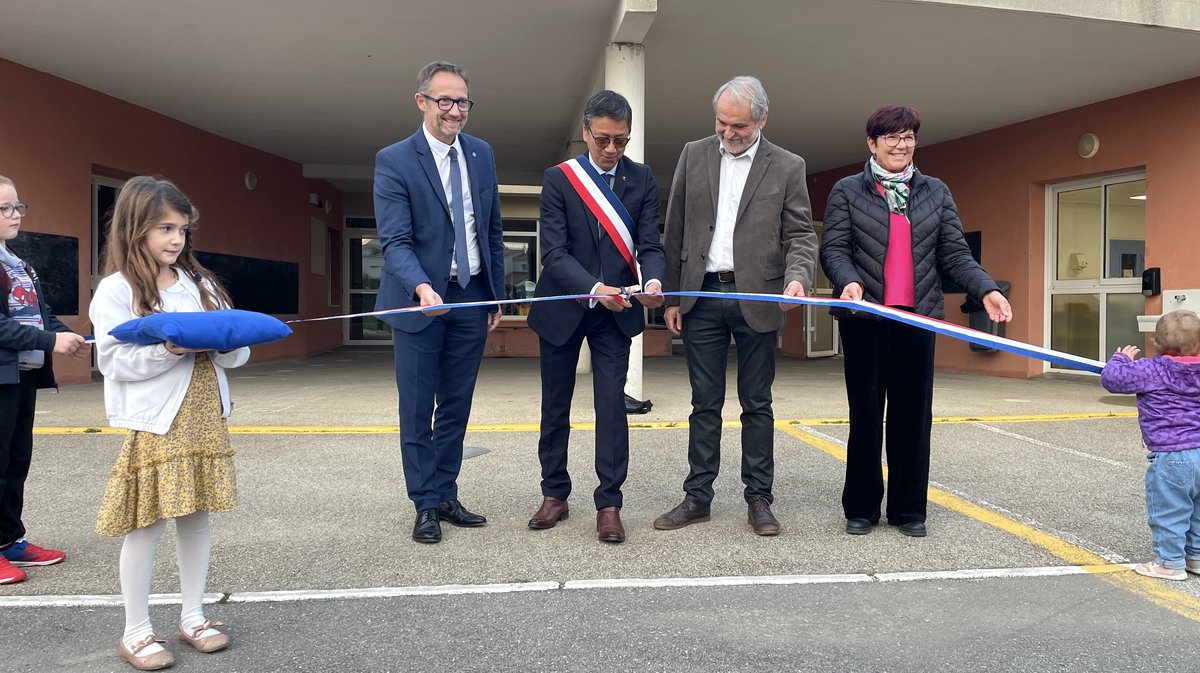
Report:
3,348,1199,672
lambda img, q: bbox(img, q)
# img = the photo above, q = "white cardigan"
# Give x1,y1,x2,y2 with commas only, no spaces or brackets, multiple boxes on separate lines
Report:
90,271,250,434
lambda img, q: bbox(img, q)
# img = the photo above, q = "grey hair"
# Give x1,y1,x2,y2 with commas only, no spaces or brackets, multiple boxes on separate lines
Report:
416,61,469,94
712,76,769,122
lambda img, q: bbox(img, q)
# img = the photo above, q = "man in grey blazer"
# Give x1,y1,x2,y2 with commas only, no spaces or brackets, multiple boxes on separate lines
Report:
655,76,817,536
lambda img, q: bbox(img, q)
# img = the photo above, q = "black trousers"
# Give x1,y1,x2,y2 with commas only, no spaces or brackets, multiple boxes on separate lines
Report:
0,371,38,549
838,317,936,525
537,307,631,510
680,275,777,505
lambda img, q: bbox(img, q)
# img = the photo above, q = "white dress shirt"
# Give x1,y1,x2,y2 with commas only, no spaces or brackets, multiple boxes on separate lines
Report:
423,124,481,277
706,134,761,273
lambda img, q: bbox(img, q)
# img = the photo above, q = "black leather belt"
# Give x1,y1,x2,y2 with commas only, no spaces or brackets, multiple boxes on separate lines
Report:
448,275,460,284
708,271,736,283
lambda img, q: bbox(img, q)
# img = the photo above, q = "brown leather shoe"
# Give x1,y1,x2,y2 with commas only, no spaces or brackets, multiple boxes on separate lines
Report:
748,498,780,536
653,497,711,530
596,506,625,543
528,496,569,530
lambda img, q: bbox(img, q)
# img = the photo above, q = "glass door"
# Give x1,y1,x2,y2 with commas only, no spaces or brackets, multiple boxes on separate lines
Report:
1046,174,1145,371
344,217,390,344
806,221,838,357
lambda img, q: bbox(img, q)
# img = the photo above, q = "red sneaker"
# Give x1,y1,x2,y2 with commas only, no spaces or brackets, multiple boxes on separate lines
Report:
2,539,66,567
0,557,28,584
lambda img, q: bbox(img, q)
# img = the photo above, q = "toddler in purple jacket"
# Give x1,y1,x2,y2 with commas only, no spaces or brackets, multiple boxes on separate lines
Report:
1100,309,1200,581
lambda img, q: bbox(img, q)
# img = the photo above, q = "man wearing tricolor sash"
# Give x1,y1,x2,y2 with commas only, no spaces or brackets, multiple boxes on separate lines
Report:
526,90,666,544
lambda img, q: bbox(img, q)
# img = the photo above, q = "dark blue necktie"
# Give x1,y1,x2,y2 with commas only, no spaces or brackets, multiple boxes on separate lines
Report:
449,147,469,288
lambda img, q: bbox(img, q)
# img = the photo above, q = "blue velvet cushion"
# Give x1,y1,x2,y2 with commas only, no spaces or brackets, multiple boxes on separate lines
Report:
109,309,292,350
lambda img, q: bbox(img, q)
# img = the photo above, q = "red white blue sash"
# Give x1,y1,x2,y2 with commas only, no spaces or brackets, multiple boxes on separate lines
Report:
555,155,638,279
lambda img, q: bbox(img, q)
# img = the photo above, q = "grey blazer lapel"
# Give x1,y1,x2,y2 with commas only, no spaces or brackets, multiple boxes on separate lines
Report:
705,137,721,218
735,139,773,225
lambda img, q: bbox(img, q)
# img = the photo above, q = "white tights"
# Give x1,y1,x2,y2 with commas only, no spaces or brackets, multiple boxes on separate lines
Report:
119,511,217,653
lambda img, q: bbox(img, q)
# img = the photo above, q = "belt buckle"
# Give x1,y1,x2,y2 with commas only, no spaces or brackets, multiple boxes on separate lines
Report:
716,271,735,283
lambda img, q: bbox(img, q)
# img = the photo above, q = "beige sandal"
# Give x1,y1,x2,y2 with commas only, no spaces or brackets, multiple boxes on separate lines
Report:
1133,562,1187,581
118,635,174,671
177,619,230,653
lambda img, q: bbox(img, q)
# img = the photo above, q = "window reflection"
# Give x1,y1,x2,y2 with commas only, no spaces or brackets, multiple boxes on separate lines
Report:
503,235,537,316
1104,180,1146,280
350,237,382,290
1050,294,1100,365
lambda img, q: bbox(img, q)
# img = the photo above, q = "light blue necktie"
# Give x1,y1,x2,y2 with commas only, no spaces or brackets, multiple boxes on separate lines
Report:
449,147,469,288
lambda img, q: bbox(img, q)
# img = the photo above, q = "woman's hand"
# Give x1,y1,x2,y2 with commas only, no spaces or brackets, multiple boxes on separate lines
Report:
983,290,1013,323
839,282,864,301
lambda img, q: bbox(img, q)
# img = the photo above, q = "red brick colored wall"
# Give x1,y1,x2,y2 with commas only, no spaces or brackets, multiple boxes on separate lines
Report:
0,58,343,383
801,76,1200,377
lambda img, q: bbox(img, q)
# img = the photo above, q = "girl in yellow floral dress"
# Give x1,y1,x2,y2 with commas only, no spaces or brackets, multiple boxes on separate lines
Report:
90,176,250,671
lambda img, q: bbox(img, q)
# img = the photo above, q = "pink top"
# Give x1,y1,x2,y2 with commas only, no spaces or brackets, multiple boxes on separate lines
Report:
876,182,915,307
1165,355,1200,363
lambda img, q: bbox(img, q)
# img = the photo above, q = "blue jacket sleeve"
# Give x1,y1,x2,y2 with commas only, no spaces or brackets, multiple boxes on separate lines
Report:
635,167,666,285
374,147,431,301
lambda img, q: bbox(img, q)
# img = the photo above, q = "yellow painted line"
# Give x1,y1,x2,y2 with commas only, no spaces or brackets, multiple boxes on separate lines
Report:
33,411,1134,436
777,422,1200,623
795,412,1137,426
931,411,1135,424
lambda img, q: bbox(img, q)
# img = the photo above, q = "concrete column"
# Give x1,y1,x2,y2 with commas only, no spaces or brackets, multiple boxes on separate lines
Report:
604,41,648,400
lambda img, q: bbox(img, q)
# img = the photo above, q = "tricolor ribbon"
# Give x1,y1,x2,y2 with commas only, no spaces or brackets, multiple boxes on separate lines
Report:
287,291,1105,374
555,155,638,279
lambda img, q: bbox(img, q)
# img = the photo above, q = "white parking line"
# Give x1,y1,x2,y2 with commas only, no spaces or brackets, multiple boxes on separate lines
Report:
564,574,872,590
969,422,1137,470
0,567,1136,608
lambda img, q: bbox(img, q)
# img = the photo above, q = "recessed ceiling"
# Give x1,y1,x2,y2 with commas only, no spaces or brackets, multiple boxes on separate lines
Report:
4,0,1200,190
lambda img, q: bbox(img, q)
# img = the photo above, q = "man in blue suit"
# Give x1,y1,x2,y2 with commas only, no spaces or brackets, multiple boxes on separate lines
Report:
373,61,505,544
526,90,666,543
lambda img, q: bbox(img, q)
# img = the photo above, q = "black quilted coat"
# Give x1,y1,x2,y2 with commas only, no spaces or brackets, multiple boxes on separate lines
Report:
819,162,1000,320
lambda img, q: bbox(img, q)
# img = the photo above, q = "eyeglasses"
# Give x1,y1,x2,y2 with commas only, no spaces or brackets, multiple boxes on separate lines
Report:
0,203,27,218
878,133,918,148
420,94,474,112
586,127,630,150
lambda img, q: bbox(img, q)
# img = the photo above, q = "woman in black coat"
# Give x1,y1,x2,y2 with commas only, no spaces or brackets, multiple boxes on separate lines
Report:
819,105,1012,537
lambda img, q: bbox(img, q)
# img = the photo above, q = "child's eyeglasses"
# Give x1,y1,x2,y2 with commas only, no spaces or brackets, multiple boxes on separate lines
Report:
0,203,28,218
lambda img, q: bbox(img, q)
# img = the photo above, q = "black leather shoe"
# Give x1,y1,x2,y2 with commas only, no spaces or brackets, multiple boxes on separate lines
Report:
897,521,927,538
412,508,442,543
437,499,487,527
845,518,876,535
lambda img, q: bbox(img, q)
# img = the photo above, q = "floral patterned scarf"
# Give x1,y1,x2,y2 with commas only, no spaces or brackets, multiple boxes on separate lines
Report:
869,157,915,215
